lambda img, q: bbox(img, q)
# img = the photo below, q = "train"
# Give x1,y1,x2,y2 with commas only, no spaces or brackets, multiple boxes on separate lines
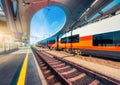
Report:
38,14,120,60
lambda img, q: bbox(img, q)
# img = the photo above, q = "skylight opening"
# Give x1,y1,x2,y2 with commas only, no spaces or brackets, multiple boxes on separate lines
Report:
30,6,66,44
87,13,100,22
101,0,120,13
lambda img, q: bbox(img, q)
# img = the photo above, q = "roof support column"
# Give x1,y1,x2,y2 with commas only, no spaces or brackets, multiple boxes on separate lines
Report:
2,0,17,33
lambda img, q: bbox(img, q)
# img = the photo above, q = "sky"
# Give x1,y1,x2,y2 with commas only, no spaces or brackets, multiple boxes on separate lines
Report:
30,6,66,44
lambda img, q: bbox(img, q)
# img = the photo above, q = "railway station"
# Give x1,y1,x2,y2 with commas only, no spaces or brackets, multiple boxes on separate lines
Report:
0,0,120,85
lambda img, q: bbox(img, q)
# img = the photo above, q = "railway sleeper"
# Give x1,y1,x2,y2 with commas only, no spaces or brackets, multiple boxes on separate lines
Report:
61,68,77,76
55,66,70,71
40,63,46,67
48,60,59,63
68,73,86,82
44,70,51,75
39,61,44,64
49,62,62,65
53,82,62,85
89,79,100,85
47,75,56,84
42,66,48,70
52,63,65,68
72,75,95,85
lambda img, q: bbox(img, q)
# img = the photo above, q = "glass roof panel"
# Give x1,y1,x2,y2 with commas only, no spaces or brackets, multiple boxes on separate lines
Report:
0,0,5,16
87,13,100,22
12,1,17,16
102,0,120,12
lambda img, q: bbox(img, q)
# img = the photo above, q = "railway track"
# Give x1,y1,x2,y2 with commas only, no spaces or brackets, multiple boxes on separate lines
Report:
32,47,120,85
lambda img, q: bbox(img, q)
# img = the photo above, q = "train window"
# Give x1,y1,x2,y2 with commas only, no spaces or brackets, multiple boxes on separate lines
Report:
101,33,113,46
72,34,79,43
93,33,113,46
93,31,120,46
67,34,79,43
113,31,120,46
61,34,79,43
61,38,67,43
93,35,99,46
67,36,72,43
48,40,55,44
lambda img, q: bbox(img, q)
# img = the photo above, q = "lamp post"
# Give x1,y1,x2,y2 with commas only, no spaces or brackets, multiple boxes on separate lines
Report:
65,31,67,51
56,34,59,50
70,26,73,54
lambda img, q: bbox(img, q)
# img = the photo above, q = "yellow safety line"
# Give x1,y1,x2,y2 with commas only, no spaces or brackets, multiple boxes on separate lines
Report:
17,48,30,85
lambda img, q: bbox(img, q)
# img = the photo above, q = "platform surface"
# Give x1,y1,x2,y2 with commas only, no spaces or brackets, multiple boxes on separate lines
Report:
0,47,44,85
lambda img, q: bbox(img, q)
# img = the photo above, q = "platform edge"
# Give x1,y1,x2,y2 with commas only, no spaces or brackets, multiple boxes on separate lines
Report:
31,48,48,85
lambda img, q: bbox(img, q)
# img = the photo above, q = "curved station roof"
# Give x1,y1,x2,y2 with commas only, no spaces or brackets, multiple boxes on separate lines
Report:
1,0,120,43
19,0,95,38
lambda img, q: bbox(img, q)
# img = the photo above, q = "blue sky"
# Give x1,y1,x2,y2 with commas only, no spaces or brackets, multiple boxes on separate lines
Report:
30,6,66,44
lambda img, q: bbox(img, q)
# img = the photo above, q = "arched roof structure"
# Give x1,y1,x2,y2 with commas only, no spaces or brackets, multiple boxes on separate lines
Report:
2,0,114,42
18,0,95,39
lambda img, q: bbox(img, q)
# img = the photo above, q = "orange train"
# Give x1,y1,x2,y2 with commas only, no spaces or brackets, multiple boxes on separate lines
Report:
40,14,120,60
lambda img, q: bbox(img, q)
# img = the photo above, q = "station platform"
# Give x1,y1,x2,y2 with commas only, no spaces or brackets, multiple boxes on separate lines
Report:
0,47,47,85
36,47,120,81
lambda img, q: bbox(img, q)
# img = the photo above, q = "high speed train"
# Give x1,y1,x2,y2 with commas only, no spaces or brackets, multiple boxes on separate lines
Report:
39,14,120,60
